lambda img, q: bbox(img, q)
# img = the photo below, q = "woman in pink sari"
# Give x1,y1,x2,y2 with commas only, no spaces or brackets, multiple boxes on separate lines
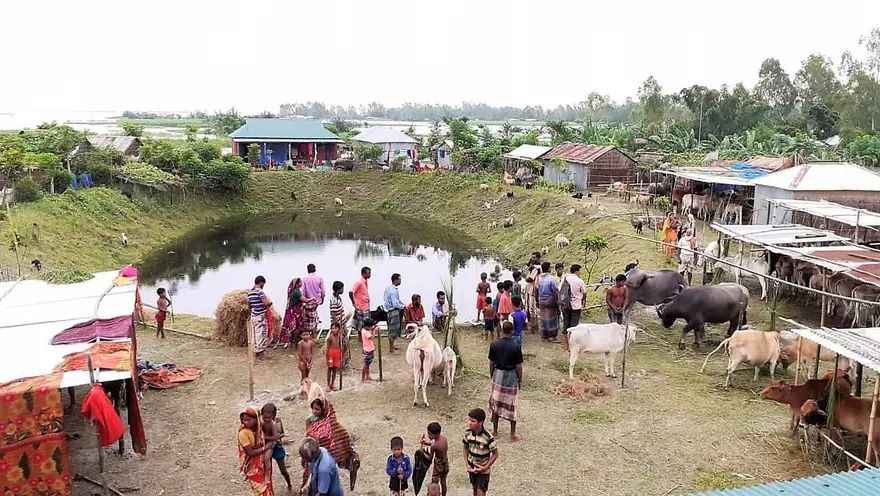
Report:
281,277,304,347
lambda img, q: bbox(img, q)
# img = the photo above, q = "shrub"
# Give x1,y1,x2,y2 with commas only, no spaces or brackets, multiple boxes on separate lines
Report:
86,162,112,185
203,157,252,193
43,168,72,193
14,177,42,203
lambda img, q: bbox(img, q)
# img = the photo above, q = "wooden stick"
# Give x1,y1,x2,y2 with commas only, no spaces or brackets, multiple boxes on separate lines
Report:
866,373,879,466
620,315,629,389
247,318,255,401
140,322,210,340
86,354,110,496
794,336,803,386
74,474,126,496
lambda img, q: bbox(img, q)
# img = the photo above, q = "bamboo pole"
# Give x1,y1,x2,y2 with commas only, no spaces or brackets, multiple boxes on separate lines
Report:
769,282,780,332
866,373,879,466
827,354,841,428
247,318,255,401
856,364,864,397
814,274,827,379
86,354,110,496
794,336,803,385
376,323,384,382
620,315,630,389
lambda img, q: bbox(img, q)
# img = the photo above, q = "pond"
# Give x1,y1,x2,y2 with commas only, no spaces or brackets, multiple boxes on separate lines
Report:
139,211,513,325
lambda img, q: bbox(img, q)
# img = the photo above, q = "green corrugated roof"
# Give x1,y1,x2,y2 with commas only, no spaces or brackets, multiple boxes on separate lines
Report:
229,118,342,141
690,469,880,496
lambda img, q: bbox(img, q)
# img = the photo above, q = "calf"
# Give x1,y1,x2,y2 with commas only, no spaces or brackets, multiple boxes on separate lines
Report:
700,330,781,388
567,323,640,379
718,253,769,300
759,371,852,434
405,325,443,407
778,331,851,372
801,395,880,462
441,346,457,396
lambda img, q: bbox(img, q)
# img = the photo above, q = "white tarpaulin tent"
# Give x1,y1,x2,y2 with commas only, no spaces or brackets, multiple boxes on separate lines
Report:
0,271,137,386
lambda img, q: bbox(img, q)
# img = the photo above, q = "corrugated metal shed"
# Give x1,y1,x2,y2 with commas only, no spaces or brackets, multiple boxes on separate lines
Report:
653,167,757,187
766,199,880,228
505,144,552,161
711,223,850,246
768,245,880,286
787,327,880,373
352,127,417,144
86,135,141,154
689,468,880,496
230,118,343,143
753,162,880,191
544,143,618,165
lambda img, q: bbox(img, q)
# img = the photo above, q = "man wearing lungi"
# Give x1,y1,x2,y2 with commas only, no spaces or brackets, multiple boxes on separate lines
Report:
248,275,273,360
488,322,523,442
349,266,372,333
383,273,406,353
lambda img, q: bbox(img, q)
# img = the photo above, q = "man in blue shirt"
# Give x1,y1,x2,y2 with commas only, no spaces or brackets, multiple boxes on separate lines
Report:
383,273,406,353
300,437,344,496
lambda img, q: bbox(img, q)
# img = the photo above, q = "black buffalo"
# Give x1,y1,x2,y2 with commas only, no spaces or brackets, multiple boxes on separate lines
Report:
657,283,749,349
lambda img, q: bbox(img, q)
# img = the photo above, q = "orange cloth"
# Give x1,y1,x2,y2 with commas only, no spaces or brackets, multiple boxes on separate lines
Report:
140,366,203,389
81,384,124,447
56,341,131,372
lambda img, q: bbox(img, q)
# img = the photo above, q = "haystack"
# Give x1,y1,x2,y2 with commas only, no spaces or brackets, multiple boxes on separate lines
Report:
551,371,607,400
213,290,283,346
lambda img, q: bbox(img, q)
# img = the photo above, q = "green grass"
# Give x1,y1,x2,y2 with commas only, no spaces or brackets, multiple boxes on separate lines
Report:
120,118,211,128
573,409,613,424
692,471,752,491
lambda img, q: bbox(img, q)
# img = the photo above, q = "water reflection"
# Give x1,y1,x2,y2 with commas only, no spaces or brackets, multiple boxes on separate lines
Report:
139,212,511,322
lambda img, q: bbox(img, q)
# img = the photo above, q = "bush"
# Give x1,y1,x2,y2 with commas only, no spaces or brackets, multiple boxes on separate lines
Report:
536,178,575,193
203,157,252,193
43,168,72,193
14,177,42,203
86,162,112,185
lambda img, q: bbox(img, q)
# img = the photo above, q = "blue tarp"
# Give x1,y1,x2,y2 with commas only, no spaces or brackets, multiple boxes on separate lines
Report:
730,163,770,180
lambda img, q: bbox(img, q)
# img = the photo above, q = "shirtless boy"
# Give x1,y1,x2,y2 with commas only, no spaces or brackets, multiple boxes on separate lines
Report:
297,331,315,381
420,422,450,496
605,274,628,325
326,324,342,390
156,288,171,339
260,403,292,489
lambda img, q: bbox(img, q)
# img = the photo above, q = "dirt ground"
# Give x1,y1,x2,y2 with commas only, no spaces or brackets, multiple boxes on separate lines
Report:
65,298,834,496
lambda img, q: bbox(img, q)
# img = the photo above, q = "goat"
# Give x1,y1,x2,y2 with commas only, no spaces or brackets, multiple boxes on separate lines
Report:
632,220,643,234
479,183,490,190
121,233,129,246
503,216,515,228
542,245,549,255
31,259,42,272
488,220,498,230
567,208,576,215
524,182,534,190
334,197,344,206
554,233,570,249
571,192,583,199
506,191,514,199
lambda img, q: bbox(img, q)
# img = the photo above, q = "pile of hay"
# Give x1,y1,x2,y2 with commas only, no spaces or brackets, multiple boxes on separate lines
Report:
213,290,286,346
215,290,250,346
551,371,608,400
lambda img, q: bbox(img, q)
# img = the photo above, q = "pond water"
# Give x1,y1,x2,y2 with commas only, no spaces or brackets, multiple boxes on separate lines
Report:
139,212,513,325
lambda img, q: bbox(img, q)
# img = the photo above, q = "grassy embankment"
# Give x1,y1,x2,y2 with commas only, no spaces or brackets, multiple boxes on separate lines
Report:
1,171,667,282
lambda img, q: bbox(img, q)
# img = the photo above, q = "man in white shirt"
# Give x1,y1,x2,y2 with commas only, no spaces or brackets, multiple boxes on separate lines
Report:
677,229,698,285
561,264,587,351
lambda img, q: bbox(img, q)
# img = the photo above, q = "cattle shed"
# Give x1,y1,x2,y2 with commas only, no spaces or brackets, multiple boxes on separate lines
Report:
765,199,880,244
752,162,880,225
230,118,343,168
542,143,636,189
0,270,146,495
690,467,879,495
711,223,850,248
653,165,761,222
351,126,418,165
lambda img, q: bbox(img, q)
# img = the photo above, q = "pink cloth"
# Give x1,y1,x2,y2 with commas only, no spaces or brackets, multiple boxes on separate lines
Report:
120,265,138,277
302,274,325,303
352,277,370,311
51,315,134,345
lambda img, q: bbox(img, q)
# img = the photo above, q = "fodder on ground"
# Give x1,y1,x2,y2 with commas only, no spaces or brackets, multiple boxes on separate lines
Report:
551,371,607,399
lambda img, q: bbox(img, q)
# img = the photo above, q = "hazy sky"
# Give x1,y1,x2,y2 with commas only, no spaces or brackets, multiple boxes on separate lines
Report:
4,0,880,114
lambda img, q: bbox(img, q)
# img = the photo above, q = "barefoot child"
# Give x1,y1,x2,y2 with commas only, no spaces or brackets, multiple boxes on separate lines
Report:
326,324,342,390
156,288,171,339
297,330,315,381
475,273,491,322
420,422,449,496
386,436,412,496
426,482,442,496
260,403,292,490
481,297,496,341
361,318,376,383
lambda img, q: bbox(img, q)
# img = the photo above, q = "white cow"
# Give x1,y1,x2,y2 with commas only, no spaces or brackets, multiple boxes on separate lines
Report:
719,252,769,300
700,330,780,388
681,194,708,219
567,322,639,379
441,347,457,396
405,325,443,407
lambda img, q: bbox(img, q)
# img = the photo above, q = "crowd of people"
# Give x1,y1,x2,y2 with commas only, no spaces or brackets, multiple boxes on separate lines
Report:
224,251,647,495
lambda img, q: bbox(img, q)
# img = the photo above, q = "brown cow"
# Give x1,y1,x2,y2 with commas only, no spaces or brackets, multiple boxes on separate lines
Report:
801,395,880,462
759,370,852,434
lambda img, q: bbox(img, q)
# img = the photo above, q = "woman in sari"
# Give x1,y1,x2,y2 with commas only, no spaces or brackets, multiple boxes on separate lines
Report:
662,212,679,258
281,277,304,347
237,406,274,496
304,397,360,490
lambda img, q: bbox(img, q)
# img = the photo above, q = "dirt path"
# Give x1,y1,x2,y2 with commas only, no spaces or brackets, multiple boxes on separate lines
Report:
67,305,822,496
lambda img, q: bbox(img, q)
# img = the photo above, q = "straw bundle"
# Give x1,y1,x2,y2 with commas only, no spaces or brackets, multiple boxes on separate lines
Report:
214,290,250,346
551,371,607,400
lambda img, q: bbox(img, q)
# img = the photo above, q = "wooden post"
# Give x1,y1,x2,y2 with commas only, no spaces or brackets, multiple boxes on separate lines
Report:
376,325,384,382
769,282,779,332
856,363,864,397
794,336,803,385
827,354,841,428
855,210,861,244
86,354,110,496
620,315,630,389
814,275,827,379
865,373,879,465
247,318,255,401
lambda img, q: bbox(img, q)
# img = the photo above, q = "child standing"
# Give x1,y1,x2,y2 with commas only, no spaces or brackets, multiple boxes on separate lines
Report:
361,317,376,383
497,281,514,322
326,324,342,391
420,422,449,496
426,482,442,496
297,330,315,381
385,436,413,495
462,408,498,496
491,283,503,334
510,295,527,347
481,297,496,341
329,281,345,330
475,273,491,322
156,288,171,339
260,403,292,490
